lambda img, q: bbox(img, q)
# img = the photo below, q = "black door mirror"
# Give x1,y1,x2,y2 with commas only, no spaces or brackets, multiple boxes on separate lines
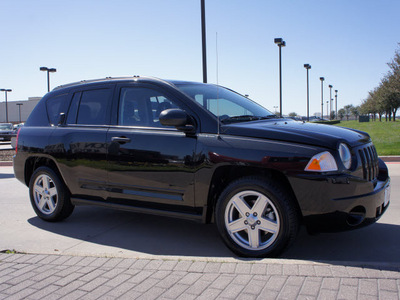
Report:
159,109,195,133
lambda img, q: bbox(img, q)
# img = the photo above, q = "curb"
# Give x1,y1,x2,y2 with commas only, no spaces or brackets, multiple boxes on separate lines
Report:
380,156,400,162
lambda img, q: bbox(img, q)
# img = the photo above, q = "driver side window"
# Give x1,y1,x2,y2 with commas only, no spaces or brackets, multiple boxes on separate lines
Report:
118,87,179,127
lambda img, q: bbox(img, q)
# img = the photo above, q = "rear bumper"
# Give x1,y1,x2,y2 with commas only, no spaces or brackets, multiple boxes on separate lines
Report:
0,134,14,141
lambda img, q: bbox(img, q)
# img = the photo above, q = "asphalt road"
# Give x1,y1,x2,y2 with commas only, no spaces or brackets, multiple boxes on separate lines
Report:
0,164,399,265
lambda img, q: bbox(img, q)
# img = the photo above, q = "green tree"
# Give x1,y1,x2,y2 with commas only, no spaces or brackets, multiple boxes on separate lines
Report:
338,108,345,120
350,105,360,120
386,44,400,121
343,104,353,121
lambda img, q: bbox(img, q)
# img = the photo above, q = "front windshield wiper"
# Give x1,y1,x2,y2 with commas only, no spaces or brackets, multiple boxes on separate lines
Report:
221,114,279,124
220,115,261,124
260,114,279,119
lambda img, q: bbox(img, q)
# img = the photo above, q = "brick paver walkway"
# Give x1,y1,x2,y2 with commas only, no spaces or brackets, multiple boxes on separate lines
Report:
1,253,399,299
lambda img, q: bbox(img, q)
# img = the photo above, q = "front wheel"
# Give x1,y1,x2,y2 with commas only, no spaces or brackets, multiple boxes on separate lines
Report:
29,166,74,222
216,177,299,258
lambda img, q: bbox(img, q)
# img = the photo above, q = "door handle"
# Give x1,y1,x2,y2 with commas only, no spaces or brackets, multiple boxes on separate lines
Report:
111,136,131,143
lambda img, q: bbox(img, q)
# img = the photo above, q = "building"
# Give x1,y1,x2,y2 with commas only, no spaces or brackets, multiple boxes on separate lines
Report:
0,97,41,123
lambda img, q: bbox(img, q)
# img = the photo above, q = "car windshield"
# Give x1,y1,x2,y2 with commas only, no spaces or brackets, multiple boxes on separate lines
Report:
175,83,275,123
0,124,12,130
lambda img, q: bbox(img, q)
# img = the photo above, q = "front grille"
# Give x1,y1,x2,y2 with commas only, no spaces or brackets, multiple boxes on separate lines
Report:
358,144,379,181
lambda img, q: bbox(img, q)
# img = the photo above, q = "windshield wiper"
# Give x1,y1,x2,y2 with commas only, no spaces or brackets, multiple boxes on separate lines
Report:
220,115,261,124
260,114,279,119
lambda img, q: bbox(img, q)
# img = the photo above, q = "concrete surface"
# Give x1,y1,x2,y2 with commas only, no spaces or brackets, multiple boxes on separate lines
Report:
0,163,399,299
0,142,13,151
0,164,399,263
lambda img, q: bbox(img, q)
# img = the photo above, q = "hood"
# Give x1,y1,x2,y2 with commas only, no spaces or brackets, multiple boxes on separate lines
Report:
222,119,371,149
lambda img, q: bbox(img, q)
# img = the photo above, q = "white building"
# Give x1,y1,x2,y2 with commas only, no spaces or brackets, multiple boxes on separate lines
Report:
0,97,41,123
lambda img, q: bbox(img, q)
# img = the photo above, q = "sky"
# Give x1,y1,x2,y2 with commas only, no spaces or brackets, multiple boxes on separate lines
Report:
1,0,400,117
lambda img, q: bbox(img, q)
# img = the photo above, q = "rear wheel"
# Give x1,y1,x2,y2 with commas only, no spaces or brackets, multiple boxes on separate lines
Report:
216,177,299,257
29,166,74,222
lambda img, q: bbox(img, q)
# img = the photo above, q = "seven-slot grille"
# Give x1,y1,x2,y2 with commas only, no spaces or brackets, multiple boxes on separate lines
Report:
358,144,379,181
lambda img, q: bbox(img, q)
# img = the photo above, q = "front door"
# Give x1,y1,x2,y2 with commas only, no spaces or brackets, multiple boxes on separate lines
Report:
106,84,199,209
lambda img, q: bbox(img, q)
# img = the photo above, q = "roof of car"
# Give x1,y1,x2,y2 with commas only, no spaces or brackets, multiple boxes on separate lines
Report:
52,76,205,92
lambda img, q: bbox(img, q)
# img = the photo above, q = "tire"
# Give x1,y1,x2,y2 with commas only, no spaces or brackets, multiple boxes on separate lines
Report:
29,166,74,222
215,177,299,258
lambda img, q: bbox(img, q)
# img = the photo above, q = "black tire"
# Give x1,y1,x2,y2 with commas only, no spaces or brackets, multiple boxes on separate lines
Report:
29,166,74,222
215,177,299,258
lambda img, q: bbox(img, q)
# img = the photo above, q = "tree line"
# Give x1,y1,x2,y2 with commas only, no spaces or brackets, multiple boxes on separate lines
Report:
352,44,400,121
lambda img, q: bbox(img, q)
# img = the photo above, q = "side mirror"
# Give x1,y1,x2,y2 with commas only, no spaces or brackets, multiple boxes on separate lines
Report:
159,109,195,133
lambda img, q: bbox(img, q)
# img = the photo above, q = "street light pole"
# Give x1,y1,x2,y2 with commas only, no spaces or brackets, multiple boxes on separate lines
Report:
17,103,23,123
40,67,57,92
320,77,324,120
328,85,333,120
274,38,286,118
304,64,311,122
201,0,207,83
326,101,329,118
335,90,338,120
0,89,12,123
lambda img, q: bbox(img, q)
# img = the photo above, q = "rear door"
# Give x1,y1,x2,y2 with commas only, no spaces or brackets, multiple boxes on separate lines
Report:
106,83,198,208
50,85,115,201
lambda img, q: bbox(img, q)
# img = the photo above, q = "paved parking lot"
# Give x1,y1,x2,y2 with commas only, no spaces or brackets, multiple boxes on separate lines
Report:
0,142,13,151
0,163,399,299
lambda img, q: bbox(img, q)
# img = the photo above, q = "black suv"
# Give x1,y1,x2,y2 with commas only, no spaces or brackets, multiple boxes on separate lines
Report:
13,76,390,257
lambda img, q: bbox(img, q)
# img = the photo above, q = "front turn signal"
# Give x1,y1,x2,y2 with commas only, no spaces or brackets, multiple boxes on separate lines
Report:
305,151,338,172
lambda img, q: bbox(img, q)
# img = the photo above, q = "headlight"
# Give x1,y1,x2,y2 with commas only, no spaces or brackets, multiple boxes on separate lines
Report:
305,151,338,172
338,143,352,169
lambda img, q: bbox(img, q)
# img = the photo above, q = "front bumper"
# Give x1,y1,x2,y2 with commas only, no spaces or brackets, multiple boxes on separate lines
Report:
289,165,390,232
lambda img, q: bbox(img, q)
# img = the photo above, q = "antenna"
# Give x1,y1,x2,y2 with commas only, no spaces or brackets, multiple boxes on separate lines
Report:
216,32,220,137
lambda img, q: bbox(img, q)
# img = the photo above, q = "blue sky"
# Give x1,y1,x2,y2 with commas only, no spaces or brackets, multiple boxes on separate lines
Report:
1,0,399,117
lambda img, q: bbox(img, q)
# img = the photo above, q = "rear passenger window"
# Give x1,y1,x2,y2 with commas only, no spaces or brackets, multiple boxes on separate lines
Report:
46,94,68,125
67,89,112,125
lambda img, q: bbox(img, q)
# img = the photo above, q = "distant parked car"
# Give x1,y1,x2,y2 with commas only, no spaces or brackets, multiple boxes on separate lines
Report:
0,123,15,141
13,123,24,132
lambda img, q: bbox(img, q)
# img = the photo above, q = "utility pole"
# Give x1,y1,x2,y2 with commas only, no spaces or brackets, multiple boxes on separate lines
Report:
201,0,207,83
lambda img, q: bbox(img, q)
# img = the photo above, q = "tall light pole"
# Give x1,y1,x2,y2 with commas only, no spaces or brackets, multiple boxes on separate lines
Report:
0,89,12,123
40,67,57,92
201,0,207,83
274,38,286,118
335,90,338,120
304,64,311,121
328,85,333,120
17,103,23,123
320,77,324,120
326,101,329,119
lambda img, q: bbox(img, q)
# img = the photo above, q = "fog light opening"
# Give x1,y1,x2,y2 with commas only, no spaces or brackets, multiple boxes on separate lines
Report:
346,206,366,226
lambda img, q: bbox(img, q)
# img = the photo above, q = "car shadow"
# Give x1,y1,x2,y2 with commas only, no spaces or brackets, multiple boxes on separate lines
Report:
28,206,400,270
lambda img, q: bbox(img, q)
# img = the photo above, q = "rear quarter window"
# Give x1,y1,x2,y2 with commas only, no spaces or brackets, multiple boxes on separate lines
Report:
46,94,69,125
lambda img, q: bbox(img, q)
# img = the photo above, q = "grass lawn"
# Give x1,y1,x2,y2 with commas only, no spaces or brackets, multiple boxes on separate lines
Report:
335,120,400,156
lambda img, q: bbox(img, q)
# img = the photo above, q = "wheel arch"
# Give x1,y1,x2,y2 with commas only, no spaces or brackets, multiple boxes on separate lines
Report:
205,165,303,223
24,156,66,188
